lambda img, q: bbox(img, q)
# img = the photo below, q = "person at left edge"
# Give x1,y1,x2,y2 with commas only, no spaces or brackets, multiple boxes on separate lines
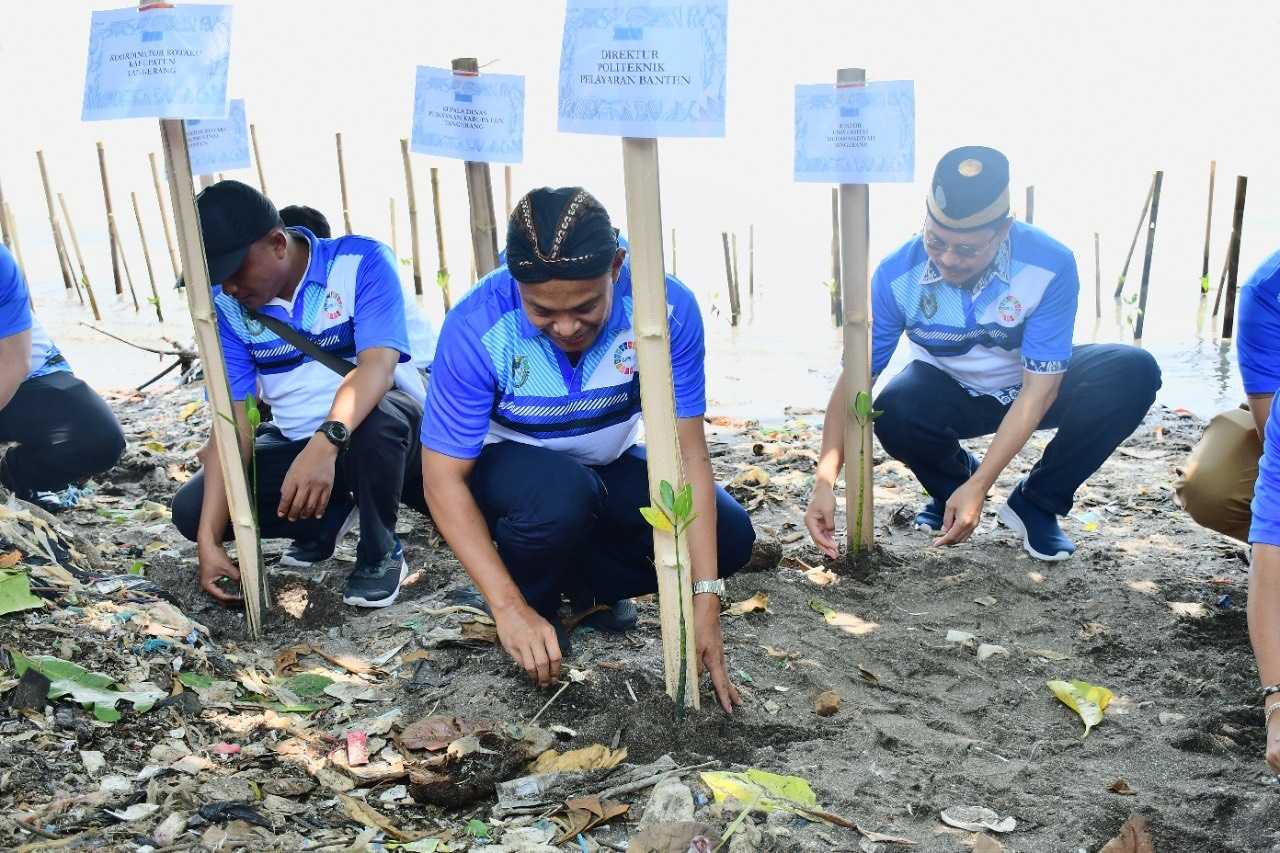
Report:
420,187,754,712
170,181,428,608
0,243,124,511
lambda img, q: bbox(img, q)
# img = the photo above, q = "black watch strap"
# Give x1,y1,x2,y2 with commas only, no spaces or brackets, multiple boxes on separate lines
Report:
318,420,350,449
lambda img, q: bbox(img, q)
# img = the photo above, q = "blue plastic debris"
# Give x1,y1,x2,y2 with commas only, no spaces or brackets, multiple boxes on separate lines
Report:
141,639,172,654
1216,593,1233,610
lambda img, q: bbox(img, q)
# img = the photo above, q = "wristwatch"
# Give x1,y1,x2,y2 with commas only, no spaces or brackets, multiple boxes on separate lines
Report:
692,579,726,599
317,420,351,450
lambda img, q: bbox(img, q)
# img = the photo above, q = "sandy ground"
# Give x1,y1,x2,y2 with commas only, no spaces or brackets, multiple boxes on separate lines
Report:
0,381,1275,852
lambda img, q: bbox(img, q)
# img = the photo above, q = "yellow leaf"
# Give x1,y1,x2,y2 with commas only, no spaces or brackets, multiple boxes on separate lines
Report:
1047,678,1114,737
179,402,202,421
726,592,769,616
529,744,627,774
824,611,878,636
638,506,674,534
143,441,167,454
700,768,818,814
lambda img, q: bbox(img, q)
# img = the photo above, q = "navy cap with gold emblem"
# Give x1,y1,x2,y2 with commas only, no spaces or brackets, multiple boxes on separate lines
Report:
925,146,1011,233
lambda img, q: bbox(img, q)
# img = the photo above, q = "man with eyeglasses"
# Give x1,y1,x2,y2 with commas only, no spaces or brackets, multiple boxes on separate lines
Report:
806,146,1161,562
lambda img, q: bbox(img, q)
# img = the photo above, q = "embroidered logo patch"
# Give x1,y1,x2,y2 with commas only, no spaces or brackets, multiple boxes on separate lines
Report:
240,307,265,337
997,294,1023,325
323,290,344,321
919,290,938,320
511,354,529,388
613,340,637,375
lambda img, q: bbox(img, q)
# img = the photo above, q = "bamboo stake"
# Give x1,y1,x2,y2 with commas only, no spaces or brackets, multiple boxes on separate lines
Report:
452,58,499,278
429,166,450,307
149,152,181,280
335,132,353,235
399,139,425,297
0,177,11,249
837,67,873,555
730,232,741,309
250,123,268,196
748,224,755,298
1212,245,1230,317
1132,170,1163,344
1025,185,1034,224
96,142,125,295
131,191,163,322
56,194,93,309
111,209,141,311
389,197,398,258
1114,175,1155,299
35,151,77,293
1200,160,1216,295
1221,176,1249,339
1093,232,1101,320
3,204,28,287
829,188,843,327
720,232,739,326
620,136,697,708
504,164,513,220
159,117,267,637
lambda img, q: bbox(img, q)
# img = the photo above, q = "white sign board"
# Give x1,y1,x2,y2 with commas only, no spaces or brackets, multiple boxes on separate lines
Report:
185,98,250,175
410,67,525,164
82,4,232,121
557,0,727,138
794,80,915,184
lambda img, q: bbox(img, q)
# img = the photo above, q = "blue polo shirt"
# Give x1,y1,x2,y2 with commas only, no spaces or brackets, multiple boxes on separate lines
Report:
215,227,413,441
871,221,1079,404
1251,392,1280,546
420,260,705,466
0,244,69,380
1237,250,1280,397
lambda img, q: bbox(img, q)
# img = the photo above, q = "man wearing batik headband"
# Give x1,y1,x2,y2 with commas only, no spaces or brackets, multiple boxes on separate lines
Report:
420,187,754,712
806,146,1162,562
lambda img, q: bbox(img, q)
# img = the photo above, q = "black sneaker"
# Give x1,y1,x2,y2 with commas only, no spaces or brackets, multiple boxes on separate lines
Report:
280,502,358,568
343,542,408,608
570,594,639,632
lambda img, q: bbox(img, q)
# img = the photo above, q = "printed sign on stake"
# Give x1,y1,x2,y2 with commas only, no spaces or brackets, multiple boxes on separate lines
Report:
558,0,727,138
82,4,232,121
794,80,915,183
411,66,525,164
186,98,250,175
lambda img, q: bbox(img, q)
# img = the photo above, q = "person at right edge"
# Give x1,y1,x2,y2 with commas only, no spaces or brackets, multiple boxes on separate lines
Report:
1175,250,1280,542
1245,394,1280,772
806,146,1162,562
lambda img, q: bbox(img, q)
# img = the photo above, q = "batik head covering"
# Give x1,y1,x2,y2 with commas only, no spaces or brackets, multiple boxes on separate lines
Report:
506,187,620,283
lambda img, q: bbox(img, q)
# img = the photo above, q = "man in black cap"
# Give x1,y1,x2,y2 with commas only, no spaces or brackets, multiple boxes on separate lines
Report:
806,146,1162,562
171,180,428,608
419,187,754,712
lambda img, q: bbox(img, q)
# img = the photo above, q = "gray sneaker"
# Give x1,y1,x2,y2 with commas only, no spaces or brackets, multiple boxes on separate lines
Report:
280,502,358,568
343,542,408,608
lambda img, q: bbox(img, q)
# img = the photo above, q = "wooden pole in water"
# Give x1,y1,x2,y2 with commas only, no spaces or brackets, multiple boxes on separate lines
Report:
620,136,698,708
250,123,268,196
389,197,398,259
1114,174,1155,299
335,132,353,235
837,66,873,554
1200,160,1216,295
1025,185,1034,224
1093,232,1101,320
159,117,267,637
96,142,125,295
399,139,425,297
720,231,739,326
1212,246,1230,317
452,58,500,278
429,166,450,307
748,223,755,298
35,151,77,293
149,152,181,281
131,191,163,323
1132,170,1163,344
1221,176,1249,339
829,186,843,327
112,210,141,311
55,195,91,308
730,231,741,309
504,164,513,220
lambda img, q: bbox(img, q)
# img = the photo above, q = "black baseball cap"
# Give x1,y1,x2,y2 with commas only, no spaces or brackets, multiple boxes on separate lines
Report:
195,180,282,283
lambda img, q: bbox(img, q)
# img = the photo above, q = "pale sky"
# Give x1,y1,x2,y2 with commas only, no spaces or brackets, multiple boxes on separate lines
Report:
2,0,1276,402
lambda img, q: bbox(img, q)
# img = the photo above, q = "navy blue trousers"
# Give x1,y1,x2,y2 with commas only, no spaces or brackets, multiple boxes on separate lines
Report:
873,344,1162,516
469,441,756,618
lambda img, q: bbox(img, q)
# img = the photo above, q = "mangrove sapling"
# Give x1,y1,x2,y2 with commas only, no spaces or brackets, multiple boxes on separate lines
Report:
849,390,882,554
639,480,698,719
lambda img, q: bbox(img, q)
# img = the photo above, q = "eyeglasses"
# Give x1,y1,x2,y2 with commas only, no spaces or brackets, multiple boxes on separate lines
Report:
922,223,1001,260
